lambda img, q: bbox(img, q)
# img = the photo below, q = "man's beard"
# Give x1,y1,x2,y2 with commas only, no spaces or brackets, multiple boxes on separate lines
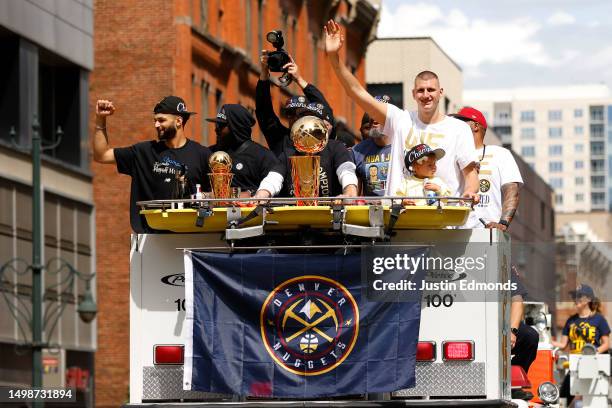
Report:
368,127,385,139
157,124,177,140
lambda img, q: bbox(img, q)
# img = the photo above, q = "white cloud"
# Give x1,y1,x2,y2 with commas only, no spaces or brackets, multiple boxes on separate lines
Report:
579,46,612,70
547,11,576,26
377,3,554,68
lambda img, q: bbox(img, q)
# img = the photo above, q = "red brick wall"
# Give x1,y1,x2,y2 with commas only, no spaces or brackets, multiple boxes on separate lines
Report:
92,1,176,406
91,1,373,406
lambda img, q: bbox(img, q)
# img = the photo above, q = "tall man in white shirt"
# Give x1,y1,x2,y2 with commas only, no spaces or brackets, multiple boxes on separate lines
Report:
323,20,479,202
452,107,522,230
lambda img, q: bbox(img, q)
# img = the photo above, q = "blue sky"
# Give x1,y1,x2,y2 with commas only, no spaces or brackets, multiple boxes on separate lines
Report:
377,0,612,90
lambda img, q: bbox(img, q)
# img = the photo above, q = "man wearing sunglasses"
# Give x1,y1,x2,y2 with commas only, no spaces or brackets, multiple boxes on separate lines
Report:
256,50,335,157
93,96,211,233
206,104,284,199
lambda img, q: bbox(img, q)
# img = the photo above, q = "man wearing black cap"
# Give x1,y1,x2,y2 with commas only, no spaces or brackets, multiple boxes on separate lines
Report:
207,104,284,199
352,95,393,196
93,96,211,233
277,102,358,198
256,51,335,157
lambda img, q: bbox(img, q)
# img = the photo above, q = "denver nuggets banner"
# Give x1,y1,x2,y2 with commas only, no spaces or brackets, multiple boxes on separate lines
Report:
183,251,425,398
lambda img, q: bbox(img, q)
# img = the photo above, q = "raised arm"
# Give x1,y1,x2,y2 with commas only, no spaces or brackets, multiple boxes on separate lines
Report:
324,20,386,125
93,99,117,164
256,51,288,155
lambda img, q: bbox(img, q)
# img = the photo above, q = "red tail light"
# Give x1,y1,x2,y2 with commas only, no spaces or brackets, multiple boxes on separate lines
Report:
416,341,436,361
154,345,184,365
442,341,474,361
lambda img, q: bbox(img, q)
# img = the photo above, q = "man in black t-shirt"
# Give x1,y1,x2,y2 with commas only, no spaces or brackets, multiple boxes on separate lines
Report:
278,102,358,198
206,104,284,198
510,266,539,374
93,96,212,233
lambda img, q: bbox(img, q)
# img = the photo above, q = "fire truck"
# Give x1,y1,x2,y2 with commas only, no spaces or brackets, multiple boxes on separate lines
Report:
123,197,555,407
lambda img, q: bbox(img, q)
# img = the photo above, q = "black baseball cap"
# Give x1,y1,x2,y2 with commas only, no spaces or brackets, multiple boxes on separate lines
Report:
284,95,309,110
205,106,228,124
570,284,595,300
154,96,196,116
300,102,333,123
405,143,445,167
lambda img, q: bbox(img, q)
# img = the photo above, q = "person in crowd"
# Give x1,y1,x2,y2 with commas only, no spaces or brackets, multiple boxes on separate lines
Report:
278,102,358,198
552,284,610,405
509,266,539,375
256,51,334,157
206,104,284,199
451,107,522,230
396,144,451,206
93,96,211,233
352,95,393,196
324,20,479,204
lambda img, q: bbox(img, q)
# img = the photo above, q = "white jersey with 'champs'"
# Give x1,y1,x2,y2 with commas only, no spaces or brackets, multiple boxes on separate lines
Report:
383,104,477,197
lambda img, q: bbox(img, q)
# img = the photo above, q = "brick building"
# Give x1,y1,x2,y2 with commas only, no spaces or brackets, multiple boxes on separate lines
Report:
91,0,379,405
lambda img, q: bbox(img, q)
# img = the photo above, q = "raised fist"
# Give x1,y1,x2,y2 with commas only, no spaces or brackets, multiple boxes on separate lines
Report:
96,100,116,117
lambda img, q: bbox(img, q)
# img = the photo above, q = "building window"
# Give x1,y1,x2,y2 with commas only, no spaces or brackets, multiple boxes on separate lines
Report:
549,161,563,172
574,143,584,152
548,110,562,121
574,125,583,135
245,0,252,58
549,145,562,155
549,178,563,188
575,176,584,185
574,160,583,169
591,192,605,205
591,175,605,188
520,127,535,139
200,0,208,30
590,141,605,155
520,110,535,122
574,108,583,118
575,193,584,202
521,146,535,157
367,83,404,111
548,127,562,138
497,111,511,121
590,124,604,138
257,0,264,57
590,106,604,121
555,194,563,205
200,81,209,145
39,51,86,168
591,159,604,173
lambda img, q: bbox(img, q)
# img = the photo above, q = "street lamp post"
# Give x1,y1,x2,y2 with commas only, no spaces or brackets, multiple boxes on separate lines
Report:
0,116,96,407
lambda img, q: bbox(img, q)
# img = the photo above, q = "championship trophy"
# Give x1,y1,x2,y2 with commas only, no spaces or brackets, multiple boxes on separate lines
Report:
208,151,233,202
289,115,329,206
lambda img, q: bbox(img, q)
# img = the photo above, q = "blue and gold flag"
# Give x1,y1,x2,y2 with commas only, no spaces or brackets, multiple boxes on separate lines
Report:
183,251,424,398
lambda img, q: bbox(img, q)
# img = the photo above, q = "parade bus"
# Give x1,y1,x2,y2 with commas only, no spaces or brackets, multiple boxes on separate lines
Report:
123,196,558,407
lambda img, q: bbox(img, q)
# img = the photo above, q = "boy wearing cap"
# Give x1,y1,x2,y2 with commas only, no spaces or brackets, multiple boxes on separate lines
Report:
93,96,212,233
207,104,285,199
396,144,451,205
257,51,335,157
452,107,523,230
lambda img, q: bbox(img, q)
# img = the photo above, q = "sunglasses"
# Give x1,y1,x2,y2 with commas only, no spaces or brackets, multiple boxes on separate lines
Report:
215,122,227,132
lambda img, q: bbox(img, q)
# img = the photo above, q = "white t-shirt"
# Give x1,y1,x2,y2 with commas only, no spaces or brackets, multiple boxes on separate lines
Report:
463,145,523,228
396,175,452,206
383,104,477,197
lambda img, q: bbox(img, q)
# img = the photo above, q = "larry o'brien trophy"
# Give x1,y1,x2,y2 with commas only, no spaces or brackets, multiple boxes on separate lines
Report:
208,151,233,202
289,115,329,206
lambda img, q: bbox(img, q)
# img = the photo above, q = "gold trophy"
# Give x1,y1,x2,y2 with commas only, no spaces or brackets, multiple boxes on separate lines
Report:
289,115,329,206
208,151,233,202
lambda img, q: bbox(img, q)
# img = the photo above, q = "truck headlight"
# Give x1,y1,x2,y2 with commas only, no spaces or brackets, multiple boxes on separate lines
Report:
537,381,559,404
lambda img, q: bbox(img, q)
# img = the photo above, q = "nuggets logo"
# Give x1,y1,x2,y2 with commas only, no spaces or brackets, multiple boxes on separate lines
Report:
260,276,359,376
480,179,491,193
